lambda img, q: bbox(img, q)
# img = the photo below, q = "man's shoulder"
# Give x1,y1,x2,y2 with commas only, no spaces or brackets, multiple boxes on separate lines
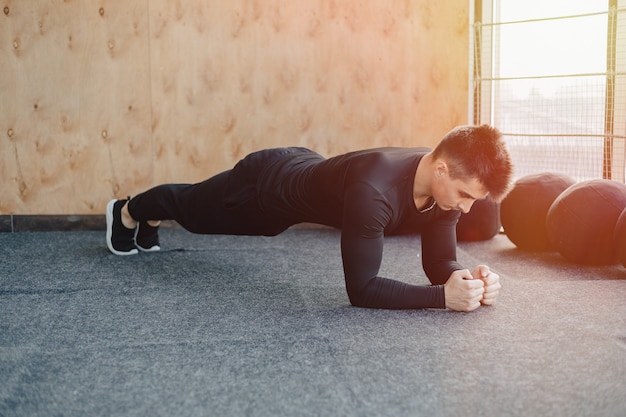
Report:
342,147,430,178
329,147,427,171
342,146,431,159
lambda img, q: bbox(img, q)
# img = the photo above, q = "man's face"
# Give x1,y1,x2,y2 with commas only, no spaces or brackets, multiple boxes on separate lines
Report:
433,173,488,213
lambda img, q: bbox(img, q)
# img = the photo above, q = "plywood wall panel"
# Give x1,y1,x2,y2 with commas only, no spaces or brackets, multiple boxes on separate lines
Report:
149,0,469,185
0,1,153,214
1,0,469,215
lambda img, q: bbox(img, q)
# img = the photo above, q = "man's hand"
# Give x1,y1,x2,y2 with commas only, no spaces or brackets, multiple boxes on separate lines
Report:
472,265,501,306
444,269,485,312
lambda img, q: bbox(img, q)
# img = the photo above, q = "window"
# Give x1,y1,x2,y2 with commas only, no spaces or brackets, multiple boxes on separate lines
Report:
472,0,626,182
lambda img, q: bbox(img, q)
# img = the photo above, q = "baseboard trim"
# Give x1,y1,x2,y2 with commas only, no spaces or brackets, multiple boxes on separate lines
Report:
0,215,181,233
0,216,331,233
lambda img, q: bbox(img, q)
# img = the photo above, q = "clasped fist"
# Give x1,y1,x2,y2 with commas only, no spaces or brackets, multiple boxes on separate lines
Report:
473,265,501,306
444,266,501,312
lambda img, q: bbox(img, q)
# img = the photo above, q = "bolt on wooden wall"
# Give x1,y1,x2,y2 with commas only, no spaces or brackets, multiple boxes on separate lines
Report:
0,0,469,215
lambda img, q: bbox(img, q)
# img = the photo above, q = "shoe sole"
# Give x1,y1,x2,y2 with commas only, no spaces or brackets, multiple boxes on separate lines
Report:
137,245,161,252
106,199,138,256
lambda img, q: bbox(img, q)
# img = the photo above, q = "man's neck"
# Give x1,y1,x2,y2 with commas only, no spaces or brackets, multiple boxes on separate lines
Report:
412,152,435,211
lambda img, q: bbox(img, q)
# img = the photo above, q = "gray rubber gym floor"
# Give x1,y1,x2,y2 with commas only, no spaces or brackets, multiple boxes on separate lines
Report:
1,227,625,417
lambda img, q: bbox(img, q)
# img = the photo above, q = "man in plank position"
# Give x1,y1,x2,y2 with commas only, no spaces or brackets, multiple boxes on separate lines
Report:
106,125,513,312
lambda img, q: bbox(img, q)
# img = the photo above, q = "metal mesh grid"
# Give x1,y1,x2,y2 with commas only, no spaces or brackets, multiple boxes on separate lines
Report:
473,1,626,182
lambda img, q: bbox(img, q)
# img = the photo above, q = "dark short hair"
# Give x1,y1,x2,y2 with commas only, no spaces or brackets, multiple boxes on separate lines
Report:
431,125,514,202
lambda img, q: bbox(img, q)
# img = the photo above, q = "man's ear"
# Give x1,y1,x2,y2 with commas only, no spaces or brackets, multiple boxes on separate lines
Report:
435,160,449,177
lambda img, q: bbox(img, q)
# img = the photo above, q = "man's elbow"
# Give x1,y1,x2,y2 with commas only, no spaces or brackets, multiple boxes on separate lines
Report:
346,286,369,307
423,266,449,285
345,280,376,308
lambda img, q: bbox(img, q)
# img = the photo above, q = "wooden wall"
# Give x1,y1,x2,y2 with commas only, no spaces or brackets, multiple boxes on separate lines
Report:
0,0,469,215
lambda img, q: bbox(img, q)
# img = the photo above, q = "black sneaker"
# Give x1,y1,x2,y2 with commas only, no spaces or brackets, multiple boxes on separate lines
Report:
135,222,160,252
106,199,138,255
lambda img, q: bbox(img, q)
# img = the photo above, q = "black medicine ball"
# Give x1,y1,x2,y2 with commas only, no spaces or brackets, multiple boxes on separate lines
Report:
501,172,575,251
547,179,626,265
456,198,501,242
614,207,626,268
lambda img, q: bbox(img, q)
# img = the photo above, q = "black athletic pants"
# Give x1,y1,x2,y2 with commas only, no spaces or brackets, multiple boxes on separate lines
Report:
127,149,297,236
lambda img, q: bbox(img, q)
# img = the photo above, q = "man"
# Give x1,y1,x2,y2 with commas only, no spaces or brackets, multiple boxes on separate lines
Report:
106,125,513,312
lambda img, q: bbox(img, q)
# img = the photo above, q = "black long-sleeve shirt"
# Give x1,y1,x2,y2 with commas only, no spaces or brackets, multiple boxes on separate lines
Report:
257,147,463,309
